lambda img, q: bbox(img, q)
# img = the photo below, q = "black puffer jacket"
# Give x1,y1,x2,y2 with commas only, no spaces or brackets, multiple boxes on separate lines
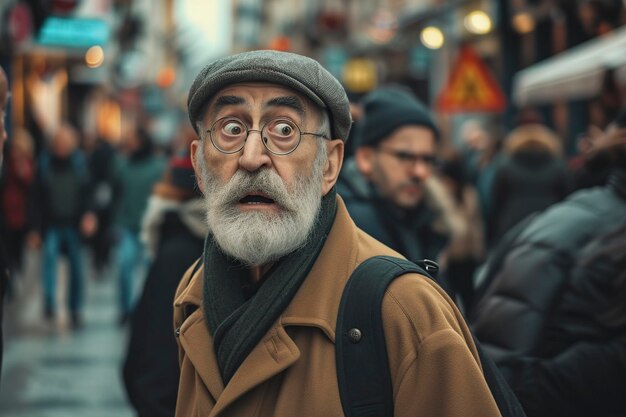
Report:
470,170,626,366
500,220,626,417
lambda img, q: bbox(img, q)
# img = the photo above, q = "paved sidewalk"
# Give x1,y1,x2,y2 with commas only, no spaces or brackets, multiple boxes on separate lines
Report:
0,249,134,417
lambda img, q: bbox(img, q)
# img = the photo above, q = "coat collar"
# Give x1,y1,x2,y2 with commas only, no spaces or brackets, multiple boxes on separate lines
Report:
173,196,361,414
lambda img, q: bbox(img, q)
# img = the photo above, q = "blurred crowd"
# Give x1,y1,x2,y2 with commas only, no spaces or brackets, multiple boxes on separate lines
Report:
1,71,626,417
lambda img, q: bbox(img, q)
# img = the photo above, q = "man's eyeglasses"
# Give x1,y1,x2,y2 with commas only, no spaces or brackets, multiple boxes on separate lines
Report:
377,147,438,167
206,116,327,155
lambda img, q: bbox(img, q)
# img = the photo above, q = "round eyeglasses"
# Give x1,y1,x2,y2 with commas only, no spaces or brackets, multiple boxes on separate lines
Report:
206,116,327,155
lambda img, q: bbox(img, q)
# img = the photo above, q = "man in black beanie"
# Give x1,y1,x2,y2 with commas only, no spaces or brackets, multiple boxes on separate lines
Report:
337,86,450,262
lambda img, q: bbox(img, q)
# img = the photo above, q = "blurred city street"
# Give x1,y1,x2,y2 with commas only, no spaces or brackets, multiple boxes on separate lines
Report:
0,0,624,416
0,250,133,417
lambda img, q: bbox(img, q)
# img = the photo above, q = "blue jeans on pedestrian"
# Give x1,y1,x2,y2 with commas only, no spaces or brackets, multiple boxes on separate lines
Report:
117,228,146,315
43,227,85,313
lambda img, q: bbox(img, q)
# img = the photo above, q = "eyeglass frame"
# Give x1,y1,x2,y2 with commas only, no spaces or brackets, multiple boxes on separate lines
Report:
204,116,328,156
376,147,438,167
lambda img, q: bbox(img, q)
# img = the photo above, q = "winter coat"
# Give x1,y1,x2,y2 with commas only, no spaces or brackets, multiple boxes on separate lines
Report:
470,170,626,367
499,220,626,417
123,196,207,417
337,158,450,262
173,197,502,417
0,154,35,231
114,153,166,233
489,151,570,243
30,152,92,233
488,124,571,243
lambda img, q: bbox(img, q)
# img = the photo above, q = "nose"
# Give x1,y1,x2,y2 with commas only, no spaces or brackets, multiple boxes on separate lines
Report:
410,159,431,181
238,130,273,172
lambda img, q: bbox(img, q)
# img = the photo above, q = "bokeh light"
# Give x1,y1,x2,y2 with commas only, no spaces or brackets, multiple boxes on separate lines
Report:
464,10,492,35
421,26,444,49
85,45,104,68
512,12,536,34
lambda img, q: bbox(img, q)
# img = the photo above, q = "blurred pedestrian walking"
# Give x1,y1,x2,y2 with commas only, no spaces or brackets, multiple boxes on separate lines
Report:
28,122,97,328
470,108,626,380
87,136,119,279
113,123,166,325
488,124,571,244
500,220,626,417
1,127,36,278
123,151,206,417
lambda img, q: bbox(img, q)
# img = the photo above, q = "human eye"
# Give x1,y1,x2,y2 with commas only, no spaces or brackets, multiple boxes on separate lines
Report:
220,119,246,137
267,120,296,138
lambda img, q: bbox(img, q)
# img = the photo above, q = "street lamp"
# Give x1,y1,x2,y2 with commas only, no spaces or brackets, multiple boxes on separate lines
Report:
465,10,492,35
421,26,444,49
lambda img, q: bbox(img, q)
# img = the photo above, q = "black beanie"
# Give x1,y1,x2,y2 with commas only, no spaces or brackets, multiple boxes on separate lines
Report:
359,87,439,147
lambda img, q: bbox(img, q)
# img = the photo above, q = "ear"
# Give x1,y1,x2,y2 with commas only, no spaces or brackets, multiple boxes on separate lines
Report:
321,139,344,196
190,139,204,193
355,146,375,178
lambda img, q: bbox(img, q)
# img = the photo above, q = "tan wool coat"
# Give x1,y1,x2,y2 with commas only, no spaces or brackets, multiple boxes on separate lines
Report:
173,197,502,417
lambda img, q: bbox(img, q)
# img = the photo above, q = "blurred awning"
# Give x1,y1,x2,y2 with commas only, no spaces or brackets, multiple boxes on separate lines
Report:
513,25,626,106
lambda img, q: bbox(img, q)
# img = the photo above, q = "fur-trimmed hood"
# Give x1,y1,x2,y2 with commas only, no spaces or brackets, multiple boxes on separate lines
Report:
504,124,563,156
141,195,208,258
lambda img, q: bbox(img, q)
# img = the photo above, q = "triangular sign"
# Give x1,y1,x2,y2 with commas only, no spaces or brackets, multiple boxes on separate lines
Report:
437,46,506,113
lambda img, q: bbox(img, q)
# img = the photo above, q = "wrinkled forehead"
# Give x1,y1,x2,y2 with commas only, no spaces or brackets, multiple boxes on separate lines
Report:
205,82,319,119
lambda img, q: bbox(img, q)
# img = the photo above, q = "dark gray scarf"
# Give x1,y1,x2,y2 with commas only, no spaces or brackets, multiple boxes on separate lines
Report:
203,190,337,384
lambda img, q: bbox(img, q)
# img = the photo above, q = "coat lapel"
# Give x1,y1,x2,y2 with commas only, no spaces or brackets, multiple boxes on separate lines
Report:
177,309,224,399
210,324,300,416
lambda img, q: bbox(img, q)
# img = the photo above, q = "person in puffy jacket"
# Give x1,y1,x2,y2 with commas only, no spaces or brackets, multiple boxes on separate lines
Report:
488,124,571,244
470,108,626,416
501,220,626,417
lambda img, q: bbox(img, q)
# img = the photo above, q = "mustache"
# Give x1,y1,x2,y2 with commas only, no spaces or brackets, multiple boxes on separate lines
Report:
212,169,295,211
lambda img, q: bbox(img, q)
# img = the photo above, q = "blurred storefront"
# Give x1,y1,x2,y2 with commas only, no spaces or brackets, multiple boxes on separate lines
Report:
227,0,625,153
1,0,623,154
1,0,116,151
0,0,232,152
498,0,625,152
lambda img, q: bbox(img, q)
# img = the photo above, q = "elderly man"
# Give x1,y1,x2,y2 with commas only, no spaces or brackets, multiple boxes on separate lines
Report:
174,50,501,417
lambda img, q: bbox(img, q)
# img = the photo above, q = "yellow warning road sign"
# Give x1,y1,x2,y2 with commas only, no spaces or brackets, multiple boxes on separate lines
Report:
437,46,506,113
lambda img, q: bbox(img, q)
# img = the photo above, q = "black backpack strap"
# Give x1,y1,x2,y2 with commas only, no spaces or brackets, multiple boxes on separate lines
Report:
336,256,527,417
336,256,434,417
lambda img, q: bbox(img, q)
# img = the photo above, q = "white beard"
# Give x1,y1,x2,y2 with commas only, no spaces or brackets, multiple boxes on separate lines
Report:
199,145,326,266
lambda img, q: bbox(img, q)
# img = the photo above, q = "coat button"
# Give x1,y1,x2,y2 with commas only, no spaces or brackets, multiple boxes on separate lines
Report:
175,327,181,337
348,328,362,343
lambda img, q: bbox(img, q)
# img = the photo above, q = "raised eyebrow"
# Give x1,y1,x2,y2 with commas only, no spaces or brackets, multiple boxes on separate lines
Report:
213,95,246,111
265,96,305,118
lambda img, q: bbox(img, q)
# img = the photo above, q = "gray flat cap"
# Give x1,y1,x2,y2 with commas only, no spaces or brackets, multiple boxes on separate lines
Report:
187,50,352,141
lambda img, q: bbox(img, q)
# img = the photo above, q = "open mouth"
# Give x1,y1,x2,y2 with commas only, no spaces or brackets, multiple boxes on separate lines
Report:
239,193,275,205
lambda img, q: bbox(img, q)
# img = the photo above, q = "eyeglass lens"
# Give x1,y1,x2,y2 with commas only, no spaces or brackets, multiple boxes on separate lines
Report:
211,117,301,154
